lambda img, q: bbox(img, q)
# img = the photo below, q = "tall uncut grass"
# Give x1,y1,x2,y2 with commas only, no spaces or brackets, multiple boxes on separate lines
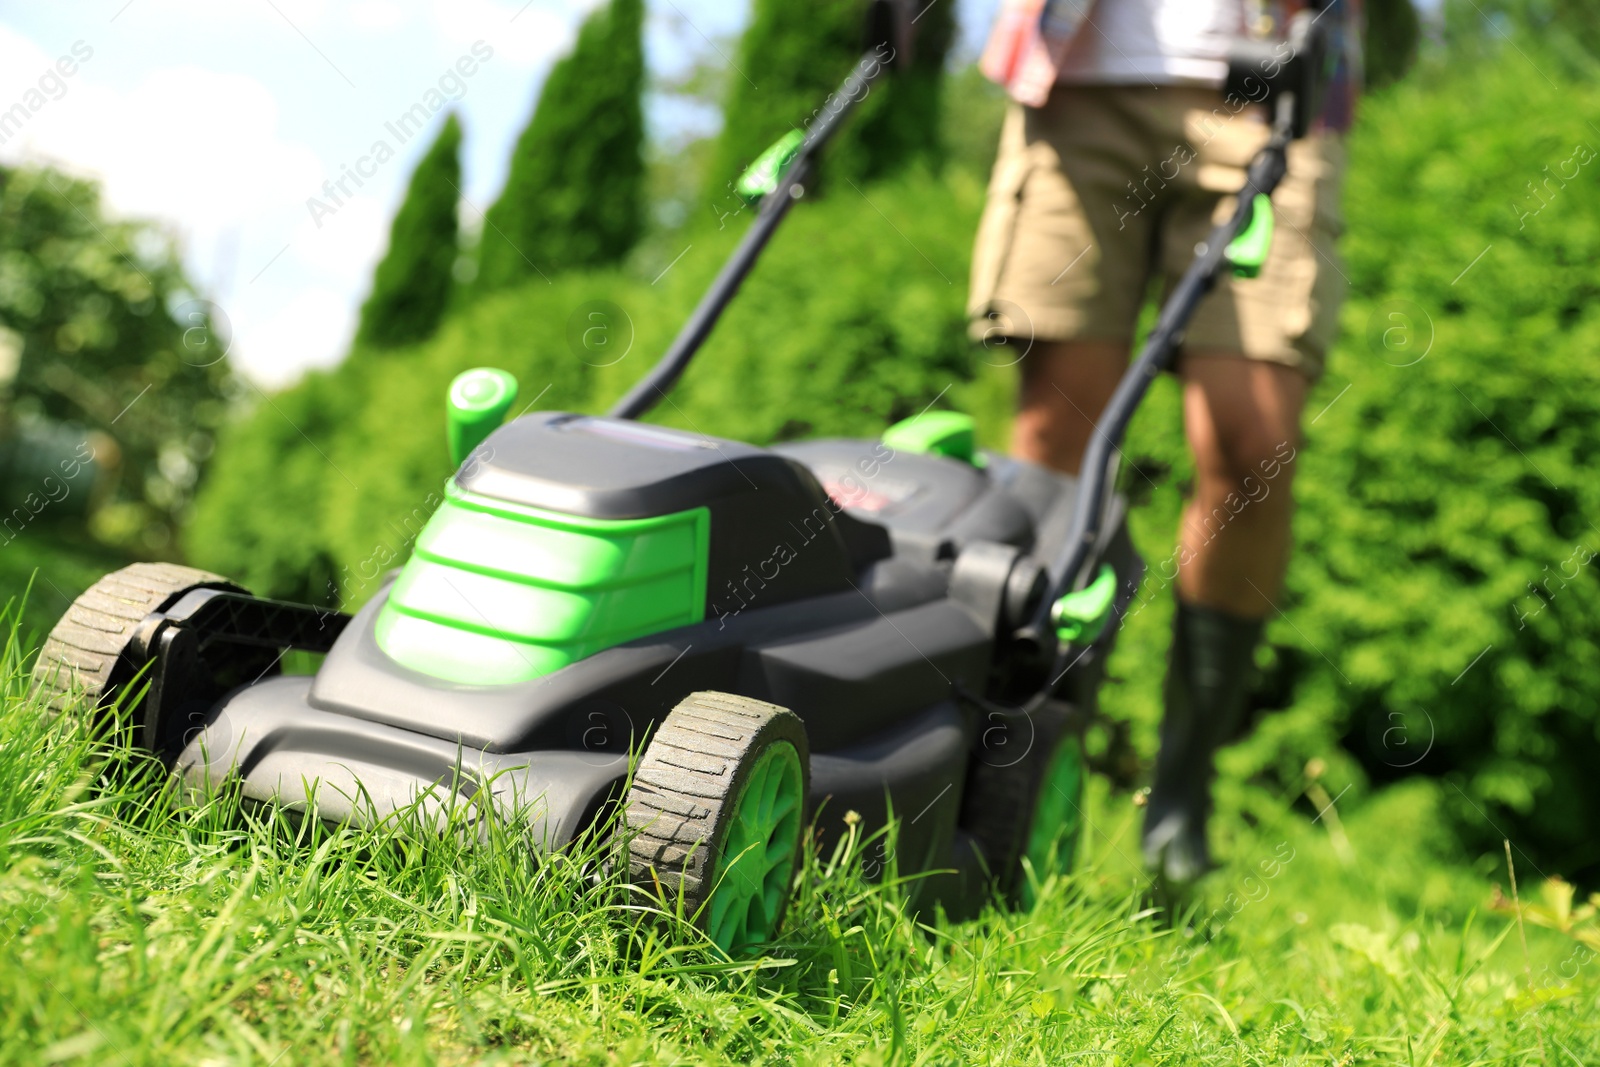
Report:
1,590,1595,1064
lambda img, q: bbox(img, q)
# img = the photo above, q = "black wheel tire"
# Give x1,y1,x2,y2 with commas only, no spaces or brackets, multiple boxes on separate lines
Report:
32,562,243,713
625,691,809,953
960,699,1084,906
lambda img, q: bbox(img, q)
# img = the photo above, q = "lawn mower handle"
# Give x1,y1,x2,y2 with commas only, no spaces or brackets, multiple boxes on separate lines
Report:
608,45,895,421
1017,92,1300,688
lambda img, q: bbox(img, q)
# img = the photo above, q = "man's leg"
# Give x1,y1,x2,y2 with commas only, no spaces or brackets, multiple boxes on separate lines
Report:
1178,354,1308,613
1010,339,1130,474
1143,353,1309,885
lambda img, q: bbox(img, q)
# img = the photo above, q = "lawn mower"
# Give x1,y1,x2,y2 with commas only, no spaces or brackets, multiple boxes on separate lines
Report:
33,6,1332,953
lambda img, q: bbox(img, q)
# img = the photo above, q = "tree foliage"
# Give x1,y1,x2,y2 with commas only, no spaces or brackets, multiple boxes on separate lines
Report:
475,0,644,290
0,164,233,552
354,114,463,349
706,0,955,204
1364,0,1422,89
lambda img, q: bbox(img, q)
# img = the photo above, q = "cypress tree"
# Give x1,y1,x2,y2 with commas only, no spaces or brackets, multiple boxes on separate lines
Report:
355,113,462,348
841,1,957,183
706,0,955,204
476,0,645,290
1363,0,1421,89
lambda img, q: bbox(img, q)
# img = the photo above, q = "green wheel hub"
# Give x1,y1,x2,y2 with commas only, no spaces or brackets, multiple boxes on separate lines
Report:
1021,735,1085,904
707,741,804,953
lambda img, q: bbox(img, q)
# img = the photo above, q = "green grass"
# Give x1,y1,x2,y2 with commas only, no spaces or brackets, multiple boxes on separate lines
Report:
2,597,1596,1066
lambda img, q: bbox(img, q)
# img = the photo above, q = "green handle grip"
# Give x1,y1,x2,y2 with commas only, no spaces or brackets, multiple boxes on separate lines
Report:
1224,194,1274,279
447,367,518,467
1051,563,1118,645
736,129,806,204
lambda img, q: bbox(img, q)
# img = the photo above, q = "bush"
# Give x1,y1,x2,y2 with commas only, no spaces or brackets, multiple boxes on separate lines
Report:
706,0,955,198
1099,41,1600,881
1293,43,1600,876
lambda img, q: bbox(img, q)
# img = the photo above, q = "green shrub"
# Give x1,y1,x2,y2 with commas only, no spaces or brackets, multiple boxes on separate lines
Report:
1293,44,1600,876
184,373,346,605
1099,42,1600,880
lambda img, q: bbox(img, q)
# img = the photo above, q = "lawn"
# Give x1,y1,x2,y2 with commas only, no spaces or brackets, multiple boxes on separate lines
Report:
2,594,1594,1065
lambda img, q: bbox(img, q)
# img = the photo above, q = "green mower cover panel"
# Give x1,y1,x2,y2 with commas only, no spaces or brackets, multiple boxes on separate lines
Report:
375,482,710,685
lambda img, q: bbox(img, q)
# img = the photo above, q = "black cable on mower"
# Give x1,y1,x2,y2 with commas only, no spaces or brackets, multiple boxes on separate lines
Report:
1020,94,1300,694
608,48,894,422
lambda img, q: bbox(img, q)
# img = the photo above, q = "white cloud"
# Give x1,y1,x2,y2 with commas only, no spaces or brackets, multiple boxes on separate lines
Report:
293,192,390,280
346,0,411,31
236,285,354,388
18,66,323,233
0,26,49,97
0,24,350,384
113,0,334,30
429,0,582,68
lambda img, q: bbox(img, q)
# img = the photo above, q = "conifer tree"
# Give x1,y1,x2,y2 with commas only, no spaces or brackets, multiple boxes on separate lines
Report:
706,0,955,204
476,0,645,290
355,113,462,348
1364,0,1421,89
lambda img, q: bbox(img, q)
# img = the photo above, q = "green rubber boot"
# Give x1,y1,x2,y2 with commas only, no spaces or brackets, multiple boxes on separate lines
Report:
1141,601,1264,887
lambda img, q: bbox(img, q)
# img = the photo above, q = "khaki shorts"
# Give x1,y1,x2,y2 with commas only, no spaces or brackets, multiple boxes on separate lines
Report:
967,86,1347,380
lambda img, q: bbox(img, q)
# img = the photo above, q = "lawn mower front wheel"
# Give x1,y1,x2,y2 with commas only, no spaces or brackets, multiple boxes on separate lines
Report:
32,562,244,713
624,692,809,955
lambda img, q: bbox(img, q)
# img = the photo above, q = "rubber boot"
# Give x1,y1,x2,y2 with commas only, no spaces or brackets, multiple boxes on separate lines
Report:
1142,601,1264,888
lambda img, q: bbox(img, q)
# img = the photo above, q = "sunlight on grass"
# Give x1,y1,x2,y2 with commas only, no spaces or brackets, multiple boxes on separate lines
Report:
0,590,1594,1065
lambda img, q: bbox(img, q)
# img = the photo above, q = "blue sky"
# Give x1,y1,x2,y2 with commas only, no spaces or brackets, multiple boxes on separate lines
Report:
0,0,994,385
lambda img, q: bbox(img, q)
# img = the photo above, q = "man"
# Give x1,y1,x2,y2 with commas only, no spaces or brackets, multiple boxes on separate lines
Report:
969,0,1361,884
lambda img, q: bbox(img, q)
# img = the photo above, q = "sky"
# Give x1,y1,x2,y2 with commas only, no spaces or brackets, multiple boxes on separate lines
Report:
0,0,993,388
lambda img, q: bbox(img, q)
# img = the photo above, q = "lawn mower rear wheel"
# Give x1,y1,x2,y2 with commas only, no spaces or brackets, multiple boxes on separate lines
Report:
32,562,243,711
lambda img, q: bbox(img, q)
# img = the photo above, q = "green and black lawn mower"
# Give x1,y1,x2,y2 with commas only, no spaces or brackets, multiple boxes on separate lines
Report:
33,6,1333,953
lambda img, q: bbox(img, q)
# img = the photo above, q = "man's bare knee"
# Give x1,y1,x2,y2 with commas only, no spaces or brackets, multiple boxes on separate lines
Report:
1183,354,1309,493
1206,422,1301,492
